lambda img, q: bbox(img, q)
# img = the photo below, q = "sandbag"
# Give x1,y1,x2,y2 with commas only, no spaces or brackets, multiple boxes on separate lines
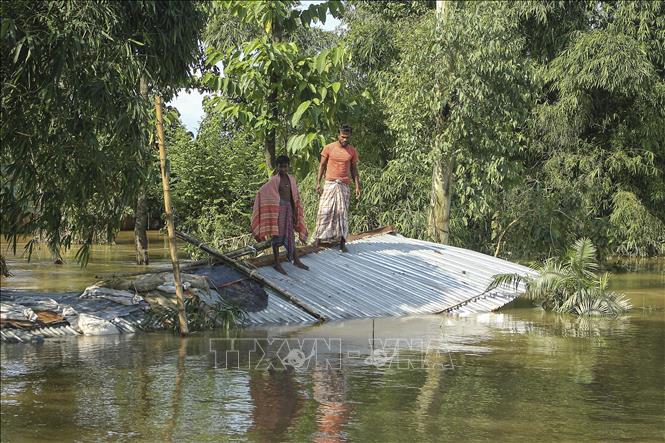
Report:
0,302,38,323
162,273,210,290
93,278,134,291
76,313,120,336
79,286,144,305
131,273,166,292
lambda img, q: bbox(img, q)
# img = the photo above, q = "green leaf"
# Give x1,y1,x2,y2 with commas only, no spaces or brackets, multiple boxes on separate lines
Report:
316,51,328,74
1,18,12,38
291,100,311,126
331,82,341,94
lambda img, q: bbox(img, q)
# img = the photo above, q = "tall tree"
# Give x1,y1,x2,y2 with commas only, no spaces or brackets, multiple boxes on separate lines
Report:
202,0,349,173
380,1,532,245
124,1,205,265
0,0,204,264
429,0,453,244
496,0,665,258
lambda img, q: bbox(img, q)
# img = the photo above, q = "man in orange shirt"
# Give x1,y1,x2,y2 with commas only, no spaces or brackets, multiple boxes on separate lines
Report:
313,124,361,252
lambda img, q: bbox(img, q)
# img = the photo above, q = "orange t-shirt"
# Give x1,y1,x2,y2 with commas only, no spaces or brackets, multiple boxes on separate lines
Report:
321,142,359,184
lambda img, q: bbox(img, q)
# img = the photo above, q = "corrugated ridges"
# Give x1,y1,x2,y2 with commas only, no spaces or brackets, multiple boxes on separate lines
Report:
252,233,533,322
244,296,318,325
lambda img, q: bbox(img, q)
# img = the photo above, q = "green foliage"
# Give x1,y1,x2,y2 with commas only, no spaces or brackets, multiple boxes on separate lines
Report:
146,296,247,333
496,0,665,259
487,239,632,316
609,191,665,256
1,0,205,263
201,0,352,173
156,103,265,253
3,0,662,266
339,0,664,258
341,1,533,249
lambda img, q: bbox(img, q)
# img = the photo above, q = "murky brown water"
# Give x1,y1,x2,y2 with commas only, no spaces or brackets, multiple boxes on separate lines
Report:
1,231,187,292
1,237,663,442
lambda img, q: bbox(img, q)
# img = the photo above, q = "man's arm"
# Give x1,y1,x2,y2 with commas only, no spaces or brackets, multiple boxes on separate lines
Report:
351,162,361,199
316,157,328,194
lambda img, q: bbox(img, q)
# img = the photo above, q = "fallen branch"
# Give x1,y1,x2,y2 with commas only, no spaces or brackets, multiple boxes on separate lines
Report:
175,230,327,322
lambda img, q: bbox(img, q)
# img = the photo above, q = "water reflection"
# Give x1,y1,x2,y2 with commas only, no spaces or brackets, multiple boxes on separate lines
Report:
2,310,664,442
248,369,304,442
312,367,349,442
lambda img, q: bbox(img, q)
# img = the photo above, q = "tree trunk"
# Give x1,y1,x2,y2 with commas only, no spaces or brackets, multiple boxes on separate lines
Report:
135,75,150,264
0,255,11,277
135,184,150,264
428,0,454,244
429,150,455,244
264,22,281,171
264,91,277,171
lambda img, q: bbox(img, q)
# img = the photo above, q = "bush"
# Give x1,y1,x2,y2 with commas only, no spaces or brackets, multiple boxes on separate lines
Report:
487,238,632,316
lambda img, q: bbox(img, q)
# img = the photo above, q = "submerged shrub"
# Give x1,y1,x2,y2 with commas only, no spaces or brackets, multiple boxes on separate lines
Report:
486,238,632,316
147,297,247,333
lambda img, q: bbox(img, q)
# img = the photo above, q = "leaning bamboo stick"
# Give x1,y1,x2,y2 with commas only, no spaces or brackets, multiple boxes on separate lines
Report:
155,95,188,335
175,230,327,322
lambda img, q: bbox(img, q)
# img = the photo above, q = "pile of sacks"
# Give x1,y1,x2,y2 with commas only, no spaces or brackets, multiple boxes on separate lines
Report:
81,272,228,330
1,272,227,340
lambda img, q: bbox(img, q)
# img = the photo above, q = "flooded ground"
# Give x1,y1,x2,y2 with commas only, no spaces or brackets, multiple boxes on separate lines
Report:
1,231,188,292
1,235,663,442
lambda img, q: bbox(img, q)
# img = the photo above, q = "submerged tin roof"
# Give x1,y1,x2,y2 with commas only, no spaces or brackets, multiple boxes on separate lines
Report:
252,233,534,322
1,233,536,339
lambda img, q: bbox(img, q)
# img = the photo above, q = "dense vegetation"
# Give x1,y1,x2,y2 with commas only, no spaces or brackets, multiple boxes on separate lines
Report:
2,0,663,267
487,238,632,316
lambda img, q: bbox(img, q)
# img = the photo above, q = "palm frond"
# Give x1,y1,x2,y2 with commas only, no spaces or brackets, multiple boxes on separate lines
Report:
495,238,631,317
484,273,527,293
567,238,598,275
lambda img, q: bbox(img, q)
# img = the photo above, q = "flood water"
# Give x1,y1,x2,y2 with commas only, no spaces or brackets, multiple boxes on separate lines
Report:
1,235,664,442
1,231,187,292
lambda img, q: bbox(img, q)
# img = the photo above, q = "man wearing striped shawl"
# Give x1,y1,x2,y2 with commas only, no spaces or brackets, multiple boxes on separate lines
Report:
251,156,309,275
313,124,361,252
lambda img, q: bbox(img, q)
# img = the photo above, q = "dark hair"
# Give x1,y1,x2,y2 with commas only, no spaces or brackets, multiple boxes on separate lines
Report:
276,155,290,166
339,123,352,135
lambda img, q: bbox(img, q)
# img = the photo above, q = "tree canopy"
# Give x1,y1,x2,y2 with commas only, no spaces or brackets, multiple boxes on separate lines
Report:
1,0,205,262
2,0,663,264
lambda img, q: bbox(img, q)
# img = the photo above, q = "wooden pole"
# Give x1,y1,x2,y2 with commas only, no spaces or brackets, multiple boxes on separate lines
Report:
155,95,189,335
175,230,328,322
135,75,150,265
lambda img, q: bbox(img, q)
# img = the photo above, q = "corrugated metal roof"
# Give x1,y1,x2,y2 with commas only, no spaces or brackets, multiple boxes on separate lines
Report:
1,233,535,338
0,291,150,342
244,296,318,325
252,233,534,322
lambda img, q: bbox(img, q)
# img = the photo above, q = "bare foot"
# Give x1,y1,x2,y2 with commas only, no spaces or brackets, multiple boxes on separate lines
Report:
273,263,288,275
294,260,309,270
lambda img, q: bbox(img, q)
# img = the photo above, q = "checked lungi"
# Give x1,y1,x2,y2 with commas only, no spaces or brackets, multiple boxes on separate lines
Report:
272,199,296,261
314,180,350,241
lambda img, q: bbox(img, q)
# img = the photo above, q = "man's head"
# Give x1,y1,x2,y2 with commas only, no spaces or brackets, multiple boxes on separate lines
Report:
338,124,352,146
276,155,290,175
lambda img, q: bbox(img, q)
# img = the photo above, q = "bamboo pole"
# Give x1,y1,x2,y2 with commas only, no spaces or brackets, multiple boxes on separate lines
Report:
155,95,189,335
175,230,328,322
